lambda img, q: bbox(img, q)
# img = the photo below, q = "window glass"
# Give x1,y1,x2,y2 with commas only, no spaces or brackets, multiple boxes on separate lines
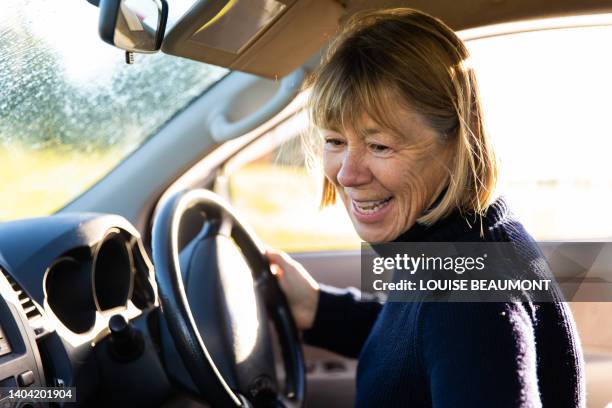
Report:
468,25,612,240
0,0,228,220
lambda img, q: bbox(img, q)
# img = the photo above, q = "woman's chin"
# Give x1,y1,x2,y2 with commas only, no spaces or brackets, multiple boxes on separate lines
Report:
352,214,416,244
354,225,395,244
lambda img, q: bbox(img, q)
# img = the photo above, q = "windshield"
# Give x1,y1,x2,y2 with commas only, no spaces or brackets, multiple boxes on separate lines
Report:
0,0,228,221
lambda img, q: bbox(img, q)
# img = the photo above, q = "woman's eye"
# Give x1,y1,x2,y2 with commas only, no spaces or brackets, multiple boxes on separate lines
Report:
369,143,390,153
325,139,345,147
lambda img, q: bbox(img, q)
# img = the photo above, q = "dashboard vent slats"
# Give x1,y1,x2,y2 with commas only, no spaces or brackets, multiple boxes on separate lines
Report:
1,270,46,337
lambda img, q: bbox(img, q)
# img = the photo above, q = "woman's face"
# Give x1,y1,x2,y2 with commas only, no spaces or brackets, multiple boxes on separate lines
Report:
322,106,452,243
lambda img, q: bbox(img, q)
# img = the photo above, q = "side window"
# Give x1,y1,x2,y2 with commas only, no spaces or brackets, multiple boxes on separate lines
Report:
216,116,360,252
467,25,612,240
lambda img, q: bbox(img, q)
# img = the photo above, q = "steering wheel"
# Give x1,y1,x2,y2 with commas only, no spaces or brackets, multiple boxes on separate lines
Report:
152,189,305,407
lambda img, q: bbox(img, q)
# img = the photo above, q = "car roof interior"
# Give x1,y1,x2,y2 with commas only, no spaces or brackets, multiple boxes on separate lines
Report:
163,0,612,78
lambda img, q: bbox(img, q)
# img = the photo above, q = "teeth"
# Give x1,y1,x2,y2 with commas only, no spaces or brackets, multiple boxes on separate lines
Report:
354,197,391,213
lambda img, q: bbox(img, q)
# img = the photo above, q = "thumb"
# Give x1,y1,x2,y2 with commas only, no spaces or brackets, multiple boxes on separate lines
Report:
269,263,284,278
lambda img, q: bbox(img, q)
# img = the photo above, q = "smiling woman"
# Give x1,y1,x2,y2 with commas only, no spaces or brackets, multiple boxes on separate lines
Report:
0,0,227,221
266,8,585,408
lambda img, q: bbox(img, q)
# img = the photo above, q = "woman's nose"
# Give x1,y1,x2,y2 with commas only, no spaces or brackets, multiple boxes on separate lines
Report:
337,150,371,187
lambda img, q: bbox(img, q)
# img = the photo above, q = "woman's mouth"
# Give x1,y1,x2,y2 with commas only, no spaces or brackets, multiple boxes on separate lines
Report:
351,196,394,222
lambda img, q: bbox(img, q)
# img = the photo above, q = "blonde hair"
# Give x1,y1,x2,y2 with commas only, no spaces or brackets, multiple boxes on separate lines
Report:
304,8,497,225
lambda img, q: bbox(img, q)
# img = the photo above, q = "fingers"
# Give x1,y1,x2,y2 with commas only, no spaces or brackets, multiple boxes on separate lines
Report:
264,248,282,264
265,246,292,267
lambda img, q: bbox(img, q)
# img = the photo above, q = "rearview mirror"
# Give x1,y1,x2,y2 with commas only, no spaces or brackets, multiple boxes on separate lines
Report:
99,0,168,53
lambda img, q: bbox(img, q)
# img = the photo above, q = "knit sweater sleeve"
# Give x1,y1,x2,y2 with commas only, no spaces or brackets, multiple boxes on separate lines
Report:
419,302,542,408
302,284,383,359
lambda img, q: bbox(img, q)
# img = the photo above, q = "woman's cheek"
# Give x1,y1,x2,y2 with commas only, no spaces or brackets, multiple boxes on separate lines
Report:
399,168,428,218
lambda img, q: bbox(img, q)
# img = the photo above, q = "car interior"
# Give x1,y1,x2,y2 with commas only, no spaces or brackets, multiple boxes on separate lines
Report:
1,0,612,406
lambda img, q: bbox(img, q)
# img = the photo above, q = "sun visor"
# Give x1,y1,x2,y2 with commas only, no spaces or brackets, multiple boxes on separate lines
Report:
162,0,344,79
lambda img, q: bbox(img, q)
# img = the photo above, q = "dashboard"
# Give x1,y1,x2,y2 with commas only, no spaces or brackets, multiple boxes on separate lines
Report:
0,213,186,407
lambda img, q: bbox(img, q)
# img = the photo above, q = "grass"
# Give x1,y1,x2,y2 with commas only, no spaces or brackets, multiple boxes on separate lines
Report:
0,145,121,220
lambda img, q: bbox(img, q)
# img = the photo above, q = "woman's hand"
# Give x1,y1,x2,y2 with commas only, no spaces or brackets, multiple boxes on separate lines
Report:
265,247,320,331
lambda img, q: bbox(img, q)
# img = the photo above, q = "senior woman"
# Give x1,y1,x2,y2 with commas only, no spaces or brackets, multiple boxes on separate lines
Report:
266,8,584,408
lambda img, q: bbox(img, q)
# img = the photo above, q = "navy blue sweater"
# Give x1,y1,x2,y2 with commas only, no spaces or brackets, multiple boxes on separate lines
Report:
303,197,585,407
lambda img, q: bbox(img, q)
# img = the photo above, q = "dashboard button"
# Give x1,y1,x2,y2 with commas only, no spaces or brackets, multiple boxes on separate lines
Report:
17,371,34,387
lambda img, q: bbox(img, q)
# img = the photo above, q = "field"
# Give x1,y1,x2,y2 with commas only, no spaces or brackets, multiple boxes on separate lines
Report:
0,145,120,220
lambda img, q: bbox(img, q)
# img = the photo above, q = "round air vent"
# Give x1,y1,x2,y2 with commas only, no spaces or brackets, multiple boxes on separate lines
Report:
93,229,134,311
44,256,96,334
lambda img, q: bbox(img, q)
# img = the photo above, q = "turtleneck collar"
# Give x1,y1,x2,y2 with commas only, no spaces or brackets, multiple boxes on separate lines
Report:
392,196,510,242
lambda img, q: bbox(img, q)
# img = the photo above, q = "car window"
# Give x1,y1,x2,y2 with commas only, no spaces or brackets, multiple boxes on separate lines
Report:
222,23,612,251
468,24,612,240
0,0,228,221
